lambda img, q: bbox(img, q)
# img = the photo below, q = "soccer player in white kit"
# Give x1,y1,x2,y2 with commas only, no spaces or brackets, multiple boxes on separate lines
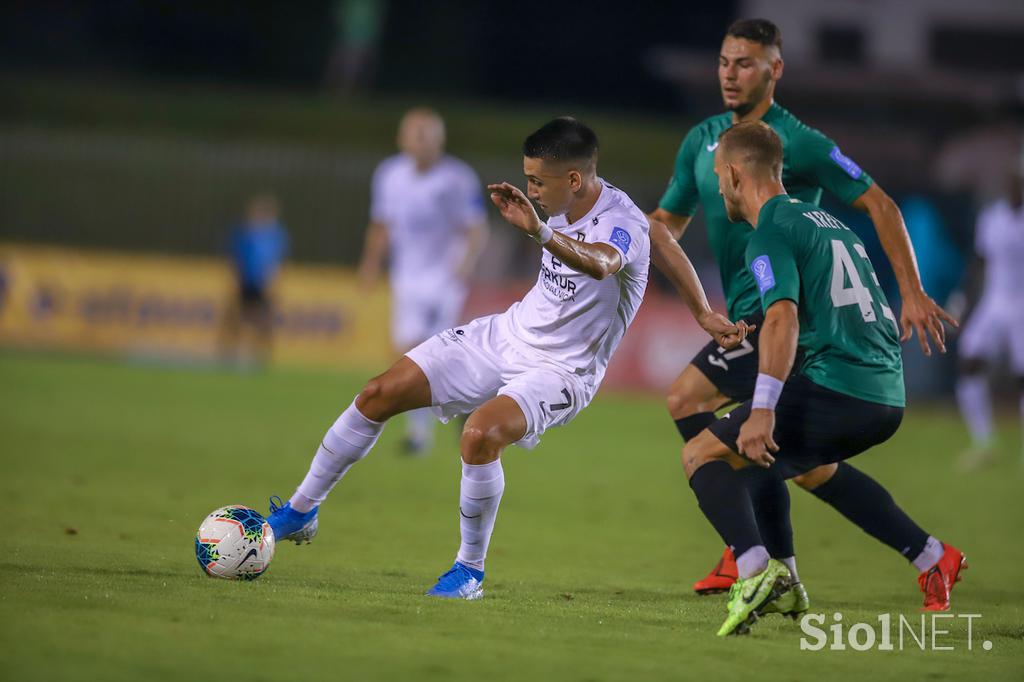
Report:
266,117,747,598
358,108,489,453
956,170,1024,468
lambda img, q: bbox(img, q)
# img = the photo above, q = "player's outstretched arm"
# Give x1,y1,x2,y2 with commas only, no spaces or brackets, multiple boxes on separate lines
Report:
649,207,693,241
650,218,749,349
488,182,621,281
457,220,490,282
852,184,958,356
736,299,799,468
357,220,389,291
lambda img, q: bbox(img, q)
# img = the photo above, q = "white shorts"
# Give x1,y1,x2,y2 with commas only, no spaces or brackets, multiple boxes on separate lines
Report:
958,300,1024,373
405,313,595,449
391,289,467,351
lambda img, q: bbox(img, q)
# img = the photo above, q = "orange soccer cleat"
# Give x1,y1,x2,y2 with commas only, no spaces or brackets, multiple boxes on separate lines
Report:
918,543,968,611
693,547,738,595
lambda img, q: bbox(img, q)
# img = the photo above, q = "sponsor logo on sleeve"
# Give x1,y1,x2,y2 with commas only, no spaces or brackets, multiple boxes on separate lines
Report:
829,147,863,179
609,227,632,254
751,255,776,294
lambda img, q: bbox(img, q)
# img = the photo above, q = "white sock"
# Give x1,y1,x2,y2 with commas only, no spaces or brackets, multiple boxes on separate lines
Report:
956,376,993,446
779,556,799,583
406,408,434,447
735,545,770,580
455,460,505,572
291,400,384,512
911,536,944,573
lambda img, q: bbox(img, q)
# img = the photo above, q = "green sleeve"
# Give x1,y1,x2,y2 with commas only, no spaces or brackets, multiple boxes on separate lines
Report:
747,225,800,310
791,127,874,205
657,127,701,216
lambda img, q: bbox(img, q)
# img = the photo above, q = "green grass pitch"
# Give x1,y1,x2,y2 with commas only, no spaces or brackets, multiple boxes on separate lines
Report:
1,352,1021,681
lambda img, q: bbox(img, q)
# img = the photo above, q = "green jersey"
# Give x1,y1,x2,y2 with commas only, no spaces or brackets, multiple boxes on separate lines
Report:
746,195,905,408
659,103,874,321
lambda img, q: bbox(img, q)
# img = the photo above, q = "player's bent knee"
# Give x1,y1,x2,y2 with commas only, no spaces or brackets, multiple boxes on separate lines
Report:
459,425,506,464
682,430,739,479
792,463,838,490
665,379,728,419
681,435,714,478
666,390,714,420
665,390,691,419
356,377,396,422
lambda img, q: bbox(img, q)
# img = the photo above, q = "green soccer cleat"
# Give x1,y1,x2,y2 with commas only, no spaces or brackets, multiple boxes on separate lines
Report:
716,559,792,637
761,581,809,620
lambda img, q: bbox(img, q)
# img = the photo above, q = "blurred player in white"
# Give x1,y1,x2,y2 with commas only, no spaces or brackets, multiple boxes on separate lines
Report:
358,107,489,453
956,169,1024,468
266,117,745,599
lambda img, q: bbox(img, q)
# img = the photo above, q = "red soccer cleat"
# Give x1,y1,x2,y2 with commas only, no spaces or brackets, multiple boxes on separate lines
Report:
693,547,738,595
918,543,968,612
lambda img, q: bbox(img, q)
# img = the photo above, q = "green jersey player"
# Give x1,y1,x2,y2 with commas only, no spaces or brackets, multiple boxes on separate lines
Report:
648,18,957,598
681,121,966,636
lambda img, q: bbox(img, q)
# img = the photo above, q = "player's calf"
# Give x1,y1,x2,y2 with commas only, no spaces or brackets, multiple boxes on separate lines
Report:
667,364,730,441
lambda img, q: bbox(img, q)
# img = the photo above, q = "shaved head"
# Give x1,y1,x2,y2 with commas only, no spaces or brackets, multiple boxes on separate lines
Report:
718,121,783,181
713,121,786,223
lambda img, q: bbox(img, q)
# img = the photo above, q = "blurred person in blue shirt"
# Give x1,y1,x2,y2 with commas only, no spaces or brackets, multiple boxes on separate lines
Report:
222,194,289,365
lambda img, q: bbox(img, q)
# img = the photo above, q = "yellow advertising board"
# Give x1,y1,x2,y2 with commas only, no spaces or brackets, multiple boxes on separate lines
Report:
0,244,393,370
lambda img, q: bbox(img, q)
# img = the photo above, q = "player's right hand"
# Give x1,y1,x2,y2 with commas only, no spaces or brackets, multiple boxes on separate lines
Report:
736,408,778,468
899,289,959,356
699,311,752,350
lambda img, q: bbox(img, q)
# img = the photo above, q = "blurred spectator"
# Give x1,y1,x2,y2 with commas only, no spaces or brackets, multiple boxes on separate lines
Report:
324,0,386,93
220,194,289,366
955,170,1024,469
358,108,489,453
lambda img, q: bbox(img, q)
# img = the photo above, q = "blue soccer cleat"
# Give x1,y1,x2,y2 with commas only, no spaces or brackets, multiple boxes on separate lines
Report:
426,562,485,600
267,495,319,545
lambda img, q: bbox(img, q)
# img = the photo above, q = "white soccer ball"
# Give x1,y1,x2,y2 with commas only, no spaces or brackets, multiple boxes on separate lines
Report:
194,505,275,580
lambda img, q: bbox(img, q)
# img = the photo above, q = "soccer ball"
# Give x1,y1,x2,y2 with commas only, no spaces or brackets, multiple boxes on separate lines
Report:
195,505,275,580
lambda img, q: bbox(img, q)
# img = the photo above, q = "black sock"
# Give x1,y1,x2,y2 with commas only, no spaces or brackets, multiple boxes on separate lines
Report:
810,462,928,562
689,460,763,557
675,412,716,442
742,466,794,558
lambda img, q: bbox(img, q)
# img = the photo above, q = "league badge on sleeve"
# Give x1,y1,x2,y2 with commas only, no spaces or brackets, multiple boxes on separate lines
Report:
751,255,776,294
829,147,863,180
609,227,632,254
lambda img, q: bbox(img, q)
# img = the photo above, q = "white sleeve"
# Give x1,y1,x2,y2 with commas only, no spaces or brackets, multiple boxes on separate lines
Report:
973,207,991,257
590,216,646,266
451,165,487,229
369,161,391,224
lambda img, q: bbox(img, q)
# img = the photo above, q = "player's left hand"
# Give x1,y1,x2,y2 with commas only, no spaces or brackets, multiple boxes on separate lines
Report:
899,289,959,356
488,182,544,237
699,310,753,350
736,408,778,468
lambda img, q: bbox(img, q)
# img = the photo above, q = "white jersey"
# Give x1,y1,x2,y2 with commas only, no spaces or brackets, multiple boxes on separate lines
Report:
370,154,486,299
500,180,650,384
975,199,1024,307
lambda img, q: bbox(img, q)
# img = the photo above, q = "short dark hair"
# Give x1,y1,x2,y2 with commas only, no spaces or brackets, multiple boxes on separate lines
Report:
726,18,782,50
719,121,783,179
522,117,599,166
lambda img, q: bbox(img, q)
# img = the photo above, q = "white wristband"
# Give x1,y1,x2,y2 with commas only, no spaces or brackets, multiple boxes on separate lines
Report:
533,222,554,245
751,373,784,410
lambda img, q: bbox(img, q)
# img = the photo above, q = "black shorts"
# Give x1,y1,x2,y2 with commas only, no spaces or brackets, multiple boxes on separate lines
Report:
689,311,764,402
708,374,904,479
